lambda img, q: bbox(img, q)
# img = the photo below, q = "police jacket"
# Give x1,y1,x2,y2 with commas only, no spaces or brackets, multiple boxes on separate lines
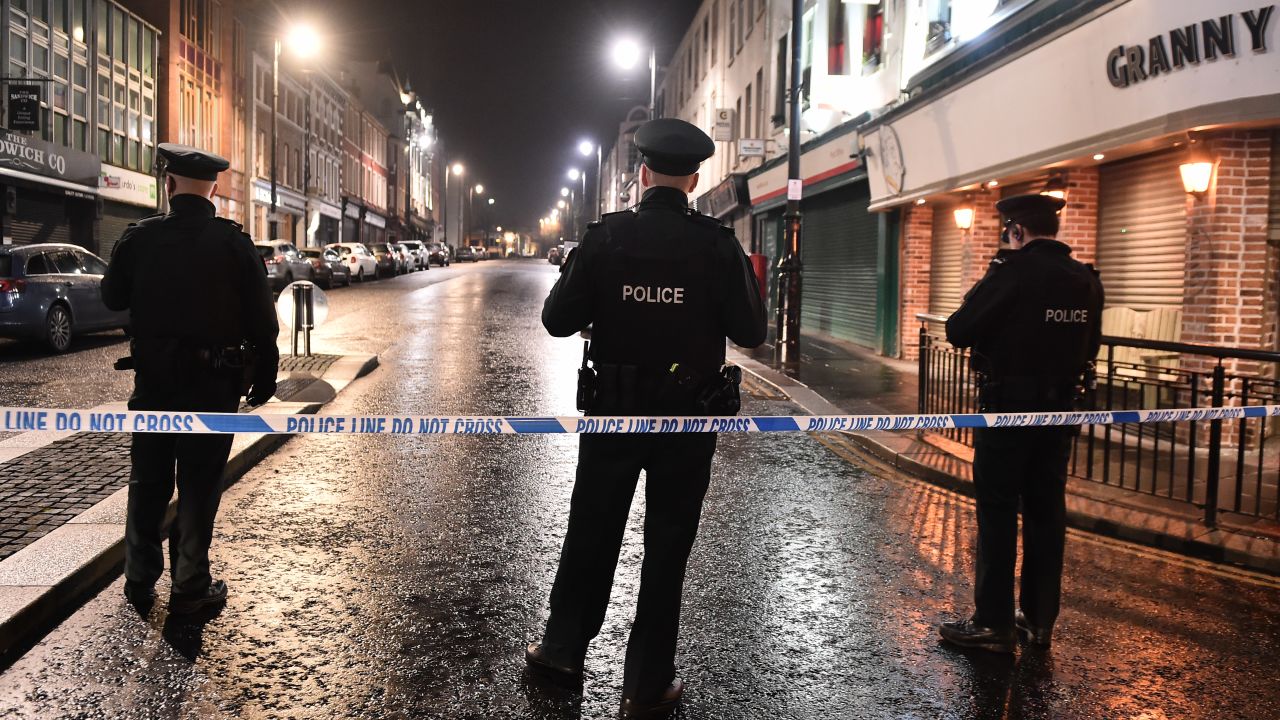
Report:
542,186,766,374
945,238,1104,411
101,194,279,392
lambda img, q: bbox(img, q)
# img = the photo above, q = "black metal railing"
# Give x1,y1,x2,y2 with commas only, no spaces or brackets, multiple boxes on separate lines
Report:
917,314,1280,527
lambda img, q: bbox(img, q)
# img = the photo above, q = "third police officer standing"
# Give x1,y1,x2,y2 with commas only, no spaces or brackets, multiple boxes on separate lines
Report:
102,143,279,621
940,193,1104,654
527,118,766,717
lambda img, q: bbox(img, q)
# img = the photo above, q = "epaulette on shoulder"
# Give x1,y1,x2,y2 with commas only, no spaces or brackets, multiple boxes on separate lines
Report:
211,216,244,230
687,208,730,231
131,213,165,227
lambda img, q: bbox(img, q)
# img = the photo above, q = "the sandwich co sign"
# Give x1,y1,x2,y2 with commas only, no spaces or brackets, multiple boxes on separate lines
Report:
0,129,99,188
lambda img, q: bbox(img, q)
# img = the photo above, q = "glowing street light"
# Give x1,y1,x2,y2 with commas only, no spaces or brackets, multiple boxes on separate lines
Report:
612,38,642,70
557,200,567,209
475,184,485,195
611,37,657,118
578,140,595,157
452,163,465,176
488,198,495,206
560,187,570,197
286,23,321,59
567,168,581,181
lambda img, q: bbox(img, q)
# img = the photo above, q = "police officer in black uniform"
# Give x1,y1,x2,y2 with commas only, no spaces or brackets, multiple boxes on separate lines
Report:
101,143,279,619
527,118,766,716
939,193,1104,653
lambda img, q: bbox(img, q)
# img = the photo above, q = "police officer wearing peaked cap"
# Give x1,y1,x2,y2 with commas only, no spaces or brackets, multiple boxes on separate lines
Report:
940,192,1104,654
102,142,279,620
527,118,766,716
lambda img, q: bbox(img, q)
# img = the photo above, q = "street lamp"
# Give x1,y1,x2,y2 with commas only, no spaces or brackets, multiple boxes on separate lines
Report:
612,38,657,118
579,138,603,216
270,22,323,242
468,183,485,246
445,162,465,248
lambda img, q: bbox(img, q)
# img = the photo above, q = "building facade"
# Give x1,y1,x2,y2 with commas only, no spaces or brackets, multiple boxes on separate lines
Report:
857,0,1280,362
0,0,160,257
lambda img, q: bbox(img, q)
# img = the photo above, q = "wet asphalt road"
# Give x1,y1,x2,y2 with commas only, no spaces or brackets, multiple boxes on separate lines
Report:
2,260,1279,720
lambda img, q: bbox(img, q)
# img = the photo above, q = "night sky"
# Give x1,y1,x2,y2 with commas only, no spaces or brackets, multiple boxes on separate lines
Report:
297,0,701,232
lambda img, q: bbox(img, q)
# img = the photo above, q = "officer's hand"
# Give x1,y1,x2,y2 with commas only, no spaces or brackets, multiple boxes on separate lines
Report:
246,380,277,407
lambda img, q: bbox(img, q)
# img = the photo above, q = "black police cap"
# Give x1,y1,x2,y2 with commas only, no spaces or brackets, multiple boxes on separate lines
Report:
996,193,1066,225
157,143,230,181
634,118,716,176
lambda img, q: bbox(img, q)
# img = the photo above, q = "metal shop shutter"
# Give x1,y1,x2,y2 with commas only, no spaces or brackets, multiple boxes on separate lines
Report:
800,182,880,348
10,189,70,246
929,203,965,317
98,203,151,261
1097,150,1187,310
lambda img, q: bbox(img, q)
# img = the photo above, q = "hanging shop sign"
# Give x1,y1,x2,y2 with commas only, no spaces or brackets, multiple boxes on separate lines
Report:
739,139,766,158
1107,6,1274,88
0,129,99,186
364,210,386,229
99,165,158,208
697,174,751,219
6,85,41,132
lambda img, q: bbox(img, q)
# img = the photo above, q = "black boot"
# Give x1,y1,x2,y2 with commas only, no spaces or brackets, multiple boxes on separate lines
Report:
620,678,684,719
169,579,228,619
525,642,584,688
123,581,156,617
1015,609,1053,647
939,618,1016,654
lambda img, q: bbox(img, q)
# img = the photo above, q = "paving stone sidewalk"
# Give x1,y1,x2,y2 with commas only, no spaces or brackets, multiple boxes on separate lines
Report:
0,354,341,562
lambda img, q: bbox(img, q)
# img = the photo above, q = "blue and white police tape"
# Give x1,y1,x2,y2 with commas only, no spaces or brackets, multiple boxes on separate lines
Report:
4,405,1280,436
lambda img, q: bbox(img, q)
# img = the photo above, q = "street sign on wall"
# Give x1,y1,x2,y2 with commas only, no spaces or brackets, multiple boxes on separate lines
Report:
739,139,766,157
6,85,41,132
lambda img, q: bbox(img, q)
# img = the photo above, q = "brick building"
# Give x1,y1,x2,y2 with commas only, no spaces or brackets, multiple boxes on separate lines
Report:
857,0,1279,362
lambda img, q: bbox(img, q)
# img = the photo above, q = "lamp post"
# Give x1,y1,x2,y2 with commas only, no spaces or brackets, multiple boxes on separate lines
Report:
446,162,464,248
612,39,658,119
468,183,484,247
578,139,602,218
269,23,321,242
776,0,805,367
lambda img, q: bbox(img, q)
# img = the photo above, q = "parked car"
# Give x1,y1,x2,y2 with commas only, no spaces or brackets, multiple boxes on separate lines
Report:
0,243,128,352
301,248,351,289
453,246,477,262
367,243,399,279
401,241,429,270
426,242,451,266
547,246,562,265
325,242,379,283
389,243,414,274
254,241,314,291
471,245,488,260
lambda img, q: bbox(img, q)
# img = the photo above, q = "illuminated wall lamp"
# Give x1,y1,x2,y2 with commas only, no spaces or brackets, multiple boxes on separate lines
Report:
953,206,975,231
1179,159,1215,195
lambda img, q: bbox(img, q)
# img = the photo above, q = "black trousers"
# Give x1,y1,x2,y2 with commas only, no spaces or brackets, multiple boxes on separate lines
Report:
542,432,717,700
971,426,1072,632
125,376,240,597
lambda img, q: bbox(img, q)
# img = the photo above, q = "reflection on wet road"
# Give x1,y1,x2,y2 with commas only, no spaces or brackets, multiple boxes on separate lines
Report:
1,261,1277,719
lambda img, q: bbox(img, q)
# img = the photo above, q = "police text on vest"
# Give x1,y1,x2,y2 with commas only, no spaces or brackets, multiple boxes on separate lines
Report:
1045,309,1089,323
623,285,685,304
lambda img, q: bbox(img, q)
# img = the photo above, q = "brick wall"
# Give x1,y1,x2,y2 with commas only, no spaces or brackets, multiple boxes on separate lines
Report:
962,192,1002,289
1059,167,1099,265
900,203,934,360
1180,130,1275,382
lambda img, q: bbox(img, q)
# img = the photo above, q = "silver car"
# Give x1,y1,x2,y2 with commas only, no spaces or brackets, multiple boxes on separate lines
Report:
0,243,128,352
401,241,429,270
254,241,314,291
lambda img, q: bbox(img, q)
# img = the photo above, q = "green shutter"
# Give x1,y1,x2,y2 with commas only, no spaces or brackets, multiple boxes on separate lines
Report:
800,182,880,348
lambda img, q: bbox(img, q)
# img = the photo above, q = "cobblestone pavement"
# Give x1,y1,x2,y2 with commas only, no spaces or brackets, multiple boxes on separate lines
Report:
2,261,1278,720
0,433,130,561
0,269,469,564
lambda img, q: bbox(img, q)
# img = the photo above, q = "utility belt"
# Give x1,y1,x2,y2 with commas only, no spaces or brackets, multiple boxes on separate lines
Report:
976,371,1092,414
576,342,742,417
115,338,258,394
